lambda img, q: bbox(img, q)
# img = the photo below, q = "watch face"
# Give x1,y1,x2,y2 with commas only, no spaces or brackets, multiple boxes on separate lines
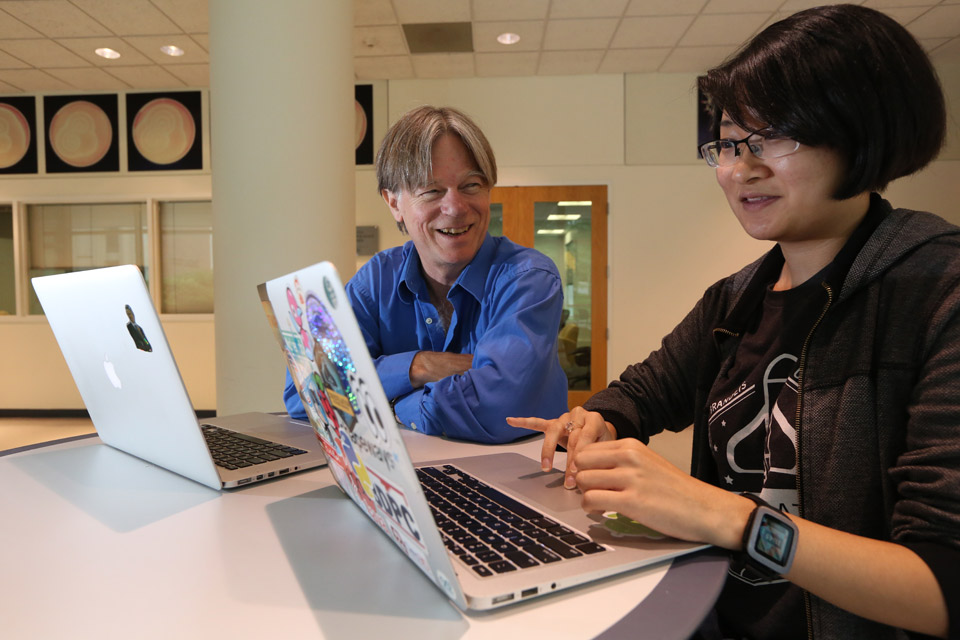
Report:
755,512,795,564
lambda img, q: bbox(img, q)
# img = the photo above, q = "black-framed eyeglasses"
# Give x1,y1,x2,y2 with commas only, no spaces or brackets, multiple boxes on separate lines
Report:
699,132,800,167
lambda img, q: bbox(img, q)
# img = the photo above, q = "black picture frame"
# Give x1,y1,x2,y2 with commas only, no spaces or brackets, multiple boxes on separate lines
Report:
355,84,374,165
126,91,203,172
43,94,120,173
0,96,38,175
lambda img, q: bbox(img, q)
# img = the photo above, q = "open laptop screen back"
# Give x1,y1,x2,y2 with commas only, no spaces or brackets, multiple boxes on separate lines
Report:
259,262,467,609
32,265,221,489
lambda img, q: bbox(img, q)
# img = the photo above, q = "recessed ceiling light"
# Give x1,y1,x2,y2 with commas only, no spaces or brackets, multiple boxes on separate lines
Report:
95,47,121,59
497,32,520,45
160,45,184,57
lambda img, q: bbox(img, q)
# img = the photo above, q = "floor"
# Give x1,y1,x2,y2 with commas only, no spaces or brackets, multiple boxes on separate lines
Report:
0,416,96,452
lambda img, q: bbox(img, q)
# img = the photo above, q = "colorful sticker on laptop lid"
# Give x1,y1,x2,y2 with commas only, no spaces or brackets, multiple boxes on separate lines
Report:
275,277,427,557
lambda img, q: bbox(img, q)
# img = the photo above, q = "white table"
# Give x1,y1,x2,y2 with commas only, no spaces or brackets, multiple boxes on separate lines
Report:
1,429,727,639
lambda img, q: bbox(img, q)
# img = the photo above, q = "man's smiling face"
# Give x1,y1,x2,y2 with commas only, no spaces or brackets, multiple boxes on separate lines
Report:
382,132,491,289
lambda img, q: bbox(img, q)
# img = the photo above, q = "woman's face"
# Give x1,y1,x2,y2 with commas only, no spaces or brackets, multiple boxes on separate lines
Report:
714,115,868,247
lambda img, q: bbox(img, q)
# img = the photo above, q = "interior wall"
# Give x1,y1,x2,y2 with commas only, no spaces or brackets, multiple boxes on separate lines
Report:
3,64,958,412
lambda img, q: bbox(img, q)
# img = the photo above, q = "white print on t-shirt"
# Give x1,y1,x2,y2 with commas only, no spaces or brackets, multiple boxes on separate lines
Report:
725,353,798,479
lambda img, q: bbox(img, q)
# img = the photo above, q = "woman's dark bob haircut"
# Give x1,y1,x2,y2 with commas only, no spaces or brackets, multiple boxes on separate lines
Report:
698,4,946,200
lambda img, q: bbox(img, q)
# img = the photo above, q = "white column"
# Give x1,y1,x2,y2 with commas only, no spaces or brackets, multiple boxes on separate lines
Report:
209,0,355,414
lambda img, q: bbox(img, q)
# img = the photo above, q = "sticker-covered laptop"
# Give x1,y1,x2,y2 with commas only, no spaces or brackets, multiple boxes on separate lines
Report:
259,261,707,611
32,265,325,490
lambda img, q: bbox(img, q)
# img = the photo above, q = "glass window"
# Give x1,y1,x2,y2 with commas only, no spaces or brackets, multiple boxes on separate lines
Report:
27,202,148,315
534,201,593,390
488,202,503,237
0,204,13,315
159,200,213,314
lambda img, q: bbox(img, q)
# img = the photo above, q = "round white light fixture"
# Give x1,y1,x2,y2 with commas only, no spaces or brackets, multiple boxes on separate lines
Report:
95,47,121,59
160,45,185,57
497,32,520,45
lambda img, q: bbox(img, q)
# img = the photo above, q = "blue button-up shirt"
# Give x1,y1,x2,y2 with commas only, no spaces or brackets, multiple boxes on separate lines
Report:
284,234,569,443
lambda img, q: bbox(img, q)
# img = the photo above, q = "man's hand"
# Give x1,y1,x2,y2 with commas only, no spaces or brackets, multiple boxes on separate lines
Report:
409,351,473,388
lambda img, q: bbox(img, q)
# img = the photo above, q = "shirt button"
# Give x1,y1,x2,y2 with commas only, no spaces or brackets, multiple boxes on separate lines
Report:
425,318,433,325
410,422,418,430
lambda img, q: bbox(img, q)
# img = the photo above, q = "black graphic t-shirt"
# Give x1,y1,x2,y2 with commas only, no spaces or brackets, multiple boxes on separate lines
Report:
707,277,824,640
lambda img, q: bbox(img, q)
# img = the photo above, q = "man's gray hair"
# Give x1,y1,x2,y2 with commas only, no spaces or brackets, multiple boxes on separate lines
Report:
376,105,497,196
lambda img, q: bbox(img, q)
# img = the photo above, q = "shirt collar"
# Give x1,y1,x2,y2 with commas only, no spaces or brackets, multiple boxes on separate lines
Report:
454,234,496,303
396,234,495,304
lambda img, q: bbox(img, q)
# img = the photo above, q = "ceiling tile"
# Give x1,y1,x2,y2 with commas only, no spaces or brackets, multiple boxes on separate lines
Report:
0,39,89,67
703,0,782,13
411,52,474,78
681,12,770,46
549,0,628,19
355,0,398,26
190,34,208,52
46,66,130,90
0,8,42,38
104,64,183,88
778,0,841,12
472,0,549,22
626,0,707,16
537,50,604,74
864,0,941,8
1,0,112,37
164,62,208,87
0,47,31,69
393,0,470,24
611,15,696,48
543,18,619,50
0,79,16,92
659,45,733,72
929,36,960,63
921,37,952,51
71,0,181,36
58,37,155,66
882,7,933,26
599,48,671,73
354,54,414,79
150,0,210,33
355,25,408,56
904,4,960,39
475,51,539,76
0,68,73,91
472,21,544,52
123,35,210,64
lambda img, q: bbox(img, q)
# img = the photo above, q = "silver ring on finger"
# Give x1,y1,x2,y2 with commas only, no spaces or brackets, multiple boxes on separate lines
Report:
564,421,582,434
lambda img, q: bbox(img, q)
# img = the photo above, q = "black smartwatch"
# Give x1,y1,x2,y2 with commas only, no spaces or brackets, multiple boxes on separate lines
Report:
735,493,798,579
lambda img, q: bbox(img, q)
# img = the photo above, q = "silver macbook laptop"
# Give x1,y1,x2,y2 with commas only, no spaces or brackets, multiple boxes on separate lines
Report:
259,261,708,611
32,265,325,490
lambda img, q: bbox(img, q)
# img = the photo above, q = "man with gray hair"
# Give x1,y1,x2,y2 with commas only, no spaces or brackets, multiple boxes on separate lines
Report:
284,105,568,443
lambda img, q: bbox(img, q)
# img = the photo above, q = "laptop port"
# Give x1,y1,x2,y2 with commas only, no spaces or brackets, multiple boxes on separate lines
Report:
279,468,290,475
492,593,515,605
267,472,275,478
521,588,538,598
256,474,264,480
237,478,252,485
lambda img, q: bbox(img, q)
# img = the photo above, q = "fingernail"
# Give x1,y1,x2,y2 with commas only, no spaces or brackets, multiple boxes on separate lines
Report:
564,475,576,489
541,458,551,472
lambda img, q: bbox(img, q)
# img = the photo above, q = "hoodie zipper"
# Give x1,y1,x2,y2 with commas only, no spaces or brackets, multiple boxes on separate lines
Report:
794,281,834,640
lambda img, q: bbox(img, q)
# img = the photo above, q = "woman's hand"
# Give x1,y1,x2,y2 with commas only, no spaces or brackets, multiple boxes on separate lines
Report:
506,407,616,489
574,438,750,549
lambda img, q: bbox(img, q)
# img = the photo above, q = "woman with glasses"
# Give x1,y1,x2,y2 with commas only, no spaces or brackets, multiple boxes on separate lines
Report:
509,4,957,638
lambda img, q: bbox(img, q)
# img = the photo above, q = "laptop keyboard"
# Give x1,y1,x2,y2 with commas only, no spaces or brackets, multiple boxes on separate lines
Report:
201,425,308,470
417,464,606,578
